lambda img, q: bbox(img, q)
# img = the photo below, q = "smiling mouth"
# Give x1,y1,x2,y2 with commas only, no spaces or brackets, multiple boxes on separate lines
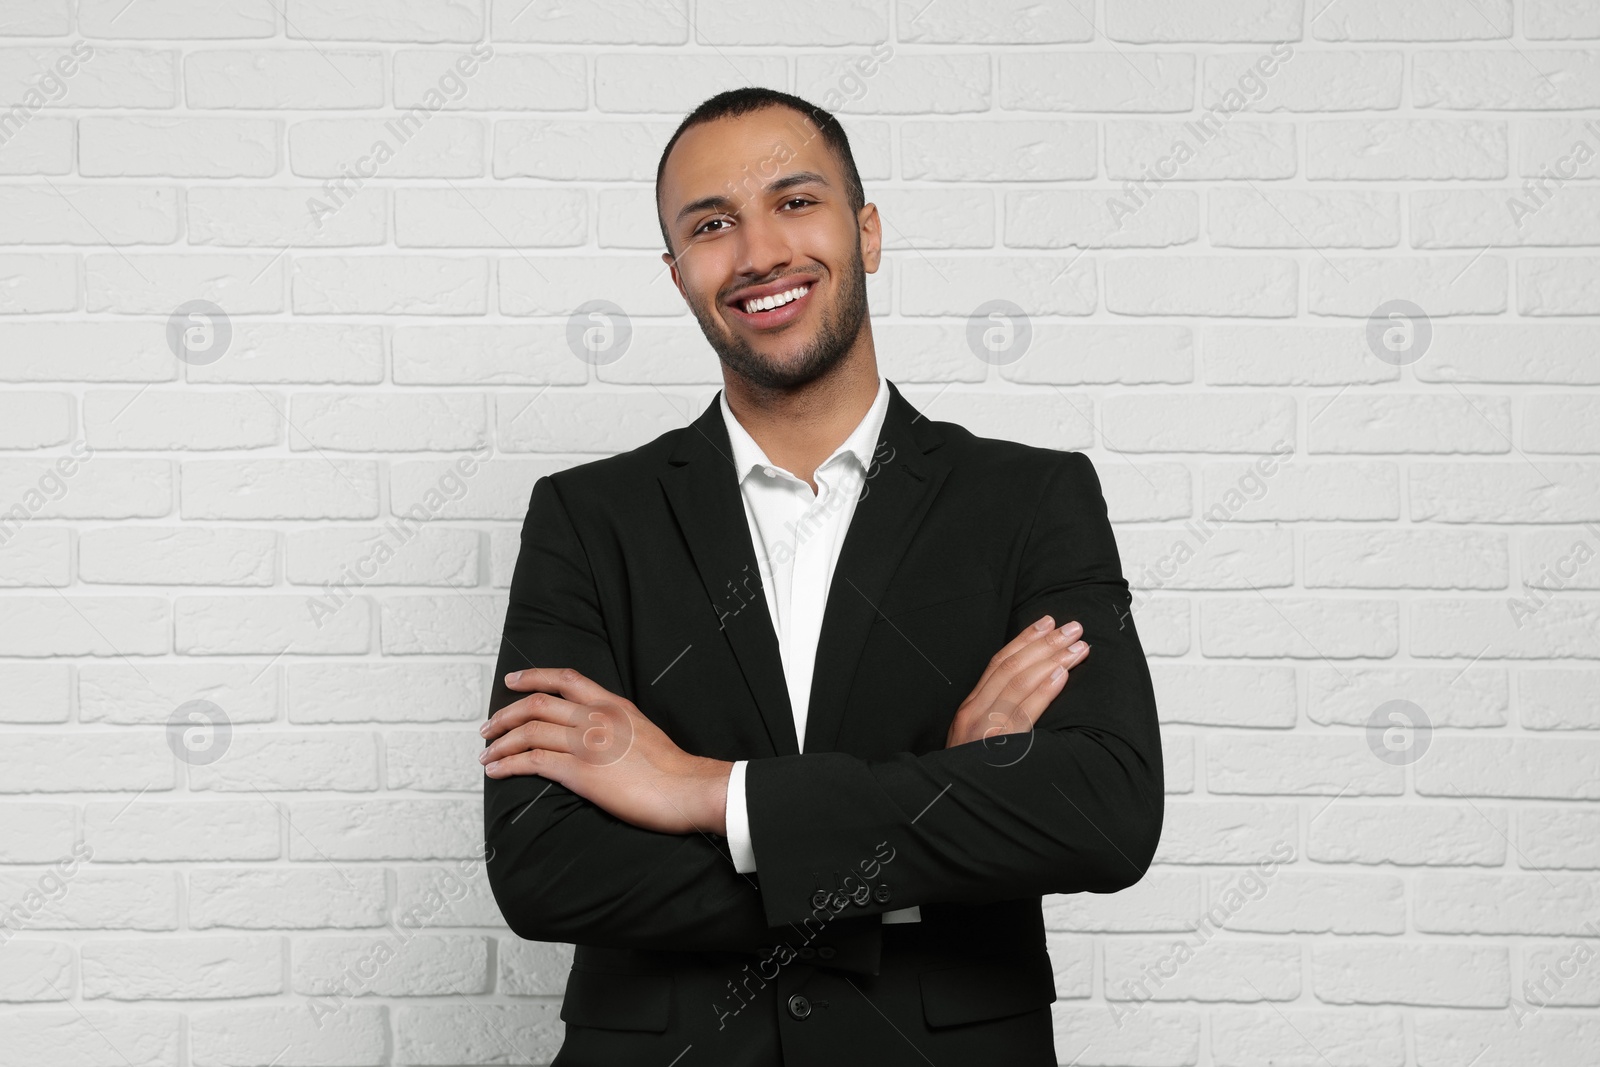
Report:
724,282,815,330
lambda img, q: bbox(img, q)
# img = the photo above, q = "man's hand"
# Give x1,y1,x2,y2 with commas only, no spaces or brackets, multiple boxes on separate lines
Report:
480,667,732,837
945,615,1088,749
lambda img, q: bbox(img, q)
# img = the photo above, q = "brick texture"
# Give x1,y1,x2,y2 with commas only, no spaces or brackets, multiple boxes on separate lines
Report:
1,2,1597,1063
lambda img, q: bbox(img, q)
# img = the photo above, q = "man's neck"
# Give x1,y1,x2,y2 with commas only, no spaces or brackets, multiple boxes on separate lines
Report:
723,360,881,488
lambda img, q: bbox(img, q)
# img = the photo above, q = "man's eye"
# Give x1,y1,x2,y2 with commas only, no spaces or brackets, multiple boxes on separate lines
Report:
693,199,812,235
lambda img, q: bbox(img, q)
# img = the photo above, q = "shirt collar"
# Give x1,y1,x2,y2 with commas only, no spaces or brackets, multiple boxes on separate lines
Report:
720,375,890,485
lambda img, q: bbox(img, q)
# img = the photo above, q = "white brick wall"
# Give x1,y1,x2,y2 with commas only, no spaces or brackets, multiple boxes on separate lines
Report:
0,2,1597,1063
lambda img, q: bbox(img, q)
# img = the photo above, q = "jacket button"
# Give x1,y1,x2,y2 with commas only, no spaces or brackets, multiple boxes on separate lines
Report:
818,946,836,960
787,994,811,1020
811,890,831,909
797,946,815,959
851,883,870,906
873,884,892,904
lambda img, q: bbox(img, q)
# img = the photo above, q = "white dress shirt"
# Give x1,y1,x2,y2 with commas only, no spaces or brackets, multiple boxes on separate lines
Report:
720,375,921,924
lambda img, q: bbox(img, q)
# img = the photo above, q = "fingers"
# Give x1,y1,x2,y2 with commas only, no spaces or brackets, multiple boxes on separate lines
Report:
481,718,575,767
973,615,1057,689
481,688,582,741
947,637,1090,748
966,616,1086,715
503,666,604,700
990,639,1090,734
482,747,568,780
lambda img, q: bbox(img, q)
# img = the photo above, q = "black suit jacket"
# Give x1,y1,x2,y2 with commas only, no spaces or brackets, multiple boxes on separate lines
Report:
484,379,1164,1067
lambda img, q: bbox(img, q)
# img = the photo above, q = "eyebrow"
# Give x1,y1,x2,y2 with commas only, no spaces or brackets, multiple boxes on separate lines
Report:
673,170,832,227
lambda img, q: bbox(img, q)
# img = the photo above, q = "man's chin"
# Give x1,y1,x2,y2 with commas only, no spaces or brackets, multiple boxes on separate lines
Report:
714,344,834,391
715,323,811,365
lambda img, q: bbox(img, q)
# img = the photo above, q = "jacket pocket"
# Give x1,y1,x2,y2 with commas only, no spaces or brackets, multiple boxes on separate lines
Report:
919,955,1057,1028
559,966,673,1032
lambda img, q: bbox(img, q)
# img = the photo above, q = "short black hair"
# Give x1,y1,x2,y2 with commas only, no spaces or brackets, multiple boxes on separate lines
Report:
654,87,866,256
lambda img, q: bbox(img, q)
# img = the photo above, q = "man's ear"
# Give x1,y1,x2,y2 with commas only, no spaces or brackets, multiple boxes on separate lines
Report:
661,250,687,302
858,202,883,274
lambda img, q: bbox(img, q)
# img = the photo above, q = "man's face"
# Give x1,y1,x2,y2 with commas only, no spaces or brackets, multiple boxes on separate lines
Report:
658,106,881,391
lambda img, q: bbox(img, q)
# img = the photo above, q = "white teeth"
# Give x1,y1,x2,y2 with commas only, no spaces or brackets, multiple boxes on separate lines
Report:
742,284,809,315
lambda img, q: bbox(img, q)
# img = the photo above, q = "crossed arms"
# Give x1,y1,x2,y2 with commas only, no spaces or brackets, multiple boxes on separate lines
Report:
481,452,1163,954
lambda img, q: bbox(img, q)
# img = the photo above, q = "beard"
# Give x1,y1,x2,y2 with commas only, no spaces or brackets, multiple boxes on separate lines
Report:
688,235,870,393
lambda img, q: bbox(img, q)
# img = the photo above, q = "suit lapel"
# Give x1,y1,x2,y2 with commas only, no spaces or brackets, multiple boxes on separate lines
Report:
661,394,799,757
803,381,951,753
659,379,951,759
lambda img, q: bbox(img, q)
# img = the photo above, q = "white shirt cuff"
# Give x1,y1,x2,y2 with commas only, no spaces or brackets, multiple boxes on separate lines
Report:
725,759,757,873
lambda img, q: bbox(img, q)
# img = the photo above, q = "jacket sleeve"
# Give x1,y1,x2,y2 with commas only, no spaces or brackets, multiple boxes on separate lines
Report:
483,474,883,969
743,451,1165,929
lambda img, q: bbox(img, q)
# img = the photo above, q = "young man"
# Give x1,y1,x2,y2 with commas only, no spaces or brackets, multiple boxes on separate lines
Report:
480,88,1163,1066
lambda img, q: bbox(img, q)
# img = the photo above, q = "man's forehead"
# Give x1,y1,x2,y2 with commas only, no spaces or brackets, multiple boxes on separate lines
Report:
661,108,832,202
